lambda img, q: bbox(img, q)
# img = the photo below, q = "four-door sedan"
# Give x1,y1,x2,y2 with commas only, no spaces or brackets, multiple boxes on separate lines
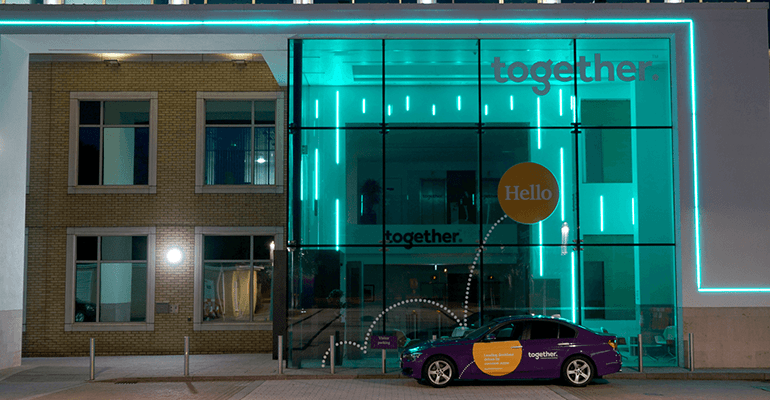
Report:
400,315,621,388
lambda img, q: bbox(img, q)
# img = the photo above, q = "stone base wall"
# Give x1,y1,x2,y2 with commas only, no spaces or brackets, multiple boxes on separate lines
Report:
683,307,770,368
0,309,22,369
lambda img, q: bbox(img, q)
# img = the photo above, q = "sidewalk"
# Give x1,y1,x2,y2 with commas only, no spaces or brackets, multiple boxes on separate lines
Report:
1,354,769,384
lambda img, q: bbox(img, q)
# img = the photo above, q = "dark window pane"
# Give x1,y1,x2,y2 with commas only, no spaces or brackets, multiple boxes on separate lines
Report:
77,236,98,261
130,263,147,322
254,101,275,124
78,127,100,185
206,101,251,124
529,321,560,340
104,101,150,125
134,127,149,185
132,236,147,261
79,101,101,125
204,236,250,260
560,325,577,339
205,127,250,185
254,128,275,185
253,236,273,260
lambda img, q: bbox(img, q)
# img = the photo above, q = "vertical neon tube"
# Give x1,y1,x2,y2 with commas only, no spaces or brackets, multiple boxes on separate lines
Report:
538,222,544,275
335,91,339,165
335,199,340,251
406,96,409,111
314,149,319,201
600,195,604,232
537,97,541,149
457,96,461,111
388,104,391,116
484,104,488,116
559,89,563,116
632,197,635,225
360,195,364,216
571,251,576,323
362,98,366,114
315,99,319,119
432,104,436,116
510,95,514,111
571,95,576,123
300,159,304,201
560,147,564,221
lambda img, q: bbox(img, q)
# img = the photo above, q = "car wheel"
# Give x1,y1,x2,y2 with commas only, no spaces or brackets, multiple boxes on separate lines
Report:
562,355,595,387
423,356,455,388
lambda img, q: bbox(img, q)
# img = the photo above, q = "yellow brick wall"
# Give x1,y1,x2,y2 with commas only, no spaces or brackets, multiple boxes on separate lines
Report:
24,60,286,356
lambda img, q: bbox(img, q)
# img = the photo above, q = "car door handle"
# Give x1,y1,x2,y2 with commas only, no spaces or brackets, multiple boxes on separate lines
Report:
511,346,523,349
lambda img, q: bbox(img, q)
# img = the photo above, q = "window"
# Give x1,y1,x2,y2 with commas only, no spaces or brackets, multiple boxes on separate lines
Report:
65,227,155,331
490,322,524,341
68,92,158,194
193,227,283,330
195,92,284,194
527,321,560,340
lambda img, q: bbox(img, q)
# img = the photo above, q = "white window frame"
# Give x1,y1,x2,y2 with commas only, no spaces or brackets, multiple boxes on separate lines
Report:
195,92,284,194
193,226,284,331
68,92,158,194
23,228,28,333
64,227,156,332
26,92,31,195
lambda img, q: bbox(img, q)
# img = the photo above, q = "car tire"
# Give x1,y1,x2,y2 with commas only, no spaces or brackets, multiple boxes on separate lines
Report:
423,356,455,388
561,355,595,387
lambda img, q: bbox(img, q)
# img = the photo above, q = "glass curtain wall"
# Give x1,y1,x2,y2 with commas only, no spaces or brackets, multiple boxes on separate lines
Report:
288,38,676,369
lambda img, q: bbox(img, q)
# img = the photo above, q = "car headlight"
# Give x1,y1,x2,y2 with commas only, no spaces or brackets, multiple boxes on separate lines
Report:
401,352,422,362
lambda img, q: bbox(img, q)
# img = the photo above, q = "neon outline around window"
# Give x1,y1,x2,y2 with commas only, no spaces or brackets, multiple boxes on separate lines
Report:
0,18,749,293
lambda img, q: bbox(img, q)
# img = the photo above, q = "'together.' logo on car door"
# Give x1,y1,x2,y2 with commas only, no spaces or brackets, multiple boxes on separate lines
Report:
528,351,558,361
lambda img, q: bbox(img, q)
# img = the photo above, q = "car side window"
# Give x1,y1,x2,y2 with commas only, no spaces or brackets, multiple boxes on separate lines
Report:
489,322,523,341
527,321,560,340
559,325,577,339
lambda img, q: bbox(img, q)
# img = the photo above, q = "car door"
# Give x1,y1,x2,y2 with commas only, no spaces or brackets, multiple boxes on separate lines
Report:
468,321,526,379
518,320,570,377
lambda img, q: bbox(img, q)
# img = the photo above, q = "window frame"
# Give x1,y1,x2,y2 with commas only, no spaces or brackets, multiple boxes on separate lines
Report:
64,227,156,332
193,226,284,331
68,92,158,194
195,92,284,194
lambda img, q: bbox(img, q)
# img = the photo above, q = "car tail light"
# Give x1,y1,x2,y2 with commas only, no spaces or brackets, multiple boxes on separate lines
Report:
608,339,618,351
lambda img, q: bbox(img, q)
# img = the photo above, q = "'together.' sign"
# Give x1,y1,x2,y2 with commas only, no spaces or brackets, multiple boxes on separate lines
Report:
497,162,559,225
491,53,657,95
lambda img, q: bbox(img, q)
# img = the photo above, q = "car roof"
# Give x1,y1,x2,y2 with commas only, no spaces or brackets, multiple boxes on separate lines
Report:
491,314,577,325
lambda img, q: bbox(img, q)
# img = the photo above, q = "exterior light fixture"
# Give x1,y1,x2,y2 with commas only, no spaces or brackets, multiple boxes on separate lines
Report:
166,247,183,265
232,59,247,65
256,157,266,164
104,59,120,67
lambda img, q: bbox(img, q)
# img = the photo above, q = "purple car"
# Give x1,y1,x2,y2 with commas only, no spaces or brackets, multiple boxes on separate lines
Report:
400,315,621,388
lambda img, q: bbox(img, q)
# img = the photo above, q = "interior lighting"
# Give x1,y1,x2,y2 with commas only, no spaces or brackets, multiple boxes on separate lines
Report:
571,251,576,323
315,99,319,119
600,195,604,232
314,149,319,201
457,96,461,111
560,147,564,221
484,104,488,116
510,95,514,111
335,199,340,250
539,221,543,276
388,104,392,116
432,104,436,116
335,91,339,165
559,89,563,116
362,98,366,114
406,96,410,111
256,157,266,164
166,247,183,265
632,197,635,225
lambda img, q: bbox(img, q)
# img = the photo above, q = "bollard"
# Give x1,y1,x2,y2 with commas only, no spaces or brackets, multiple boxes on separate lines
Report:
688,333,694,371
432,335,437,341
184,336,190,377
278,335,284,374
382,349,386,374
330,335,335,374
89,338,95,381
637,333,643,373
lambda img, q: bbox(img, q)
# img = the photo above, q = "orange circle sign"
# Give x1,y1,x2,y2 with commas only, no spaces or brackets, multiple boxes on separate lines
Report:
497,162,559,224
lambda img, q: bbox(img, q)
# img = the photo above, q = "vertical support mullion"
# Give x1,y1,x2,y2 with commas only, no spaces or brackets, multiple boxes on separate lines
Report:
477,39,484,321
99,102,104,185
381,39,387,335
250,236,254,322
571,38,583,325
251,101,256,185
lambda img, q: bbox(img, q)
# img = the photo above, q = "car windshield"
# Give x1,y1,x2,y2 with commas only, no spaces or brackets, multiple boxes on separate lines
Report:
462,320,500,340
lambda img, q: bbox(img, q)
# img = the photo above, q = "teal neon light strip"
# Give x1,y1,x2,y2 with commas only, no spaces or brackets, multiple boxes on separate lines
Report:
560,147,564,221
315,99,319,119
457,96,461,111
632,197,635,225
539,221,543,277
314,149,319,201
335,91,339,165
406,96,409,111
510,95,514,111
559,89,563,117
362,98,366,114
600,195,604,232
336,199,340,251
300,158,304,201
536,97,541,150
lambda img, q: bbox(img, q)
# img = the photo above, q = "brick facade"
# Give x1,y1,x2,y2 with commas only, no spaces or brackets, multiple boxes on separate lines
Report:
24,59,286,356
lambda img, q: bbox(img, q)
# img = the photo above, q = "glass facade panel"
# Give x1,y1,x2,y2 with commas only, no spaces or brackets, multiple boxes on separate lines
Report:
289,38,676,369
384,40,479,125
104,101,150,125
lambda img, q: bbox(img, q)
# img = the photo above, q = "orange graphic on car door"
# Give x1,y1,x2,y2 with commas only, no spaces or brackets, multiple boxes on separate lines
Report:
472,341,523,376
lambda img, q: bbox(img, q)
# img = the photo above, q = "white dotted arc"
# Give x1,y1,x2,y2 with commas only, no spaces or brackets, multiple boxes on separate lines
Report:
463,215,508,326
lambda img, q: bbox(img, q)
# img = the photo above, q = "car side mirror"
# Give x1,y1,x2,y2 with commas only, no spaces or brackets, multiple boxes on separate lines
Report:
484,334,497,342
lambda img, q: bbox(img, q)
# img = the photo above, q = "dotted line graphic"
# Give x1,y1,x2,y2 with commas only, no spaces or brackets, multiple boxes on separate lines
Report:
320,215,508,368
462,215,508,326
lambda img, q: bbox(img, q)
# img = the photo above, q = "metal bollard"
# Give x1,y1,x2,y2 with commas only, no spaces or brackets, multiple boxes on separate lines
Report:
432,335,437,340
330,335,335,375
278,335,284,374
637,333,643,373
89,338,95,380
382,349,386,374
688,333,694,371
184,336,190,377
